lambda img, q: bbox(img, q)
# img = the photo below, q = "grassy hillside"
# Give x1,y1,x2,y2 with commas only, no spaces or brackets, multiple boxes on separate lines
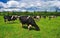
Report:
0,16,60,38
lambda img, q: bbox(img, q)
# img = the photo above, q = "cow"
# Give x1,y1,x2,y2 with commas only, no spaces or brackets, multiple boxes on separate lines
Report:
19,16,40,31
49,15,57,20
4,15,17,23
33,16,41,19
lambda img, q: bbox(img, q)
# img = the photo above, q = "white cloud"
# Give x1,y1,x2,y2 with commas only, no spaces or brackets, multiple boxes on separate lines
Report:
7,1,19,8
3,8,21,11
0,2,7,8
20,3,28,8
0,0,60,11
21,9,26,12
53,1,60,7
20,1,43,8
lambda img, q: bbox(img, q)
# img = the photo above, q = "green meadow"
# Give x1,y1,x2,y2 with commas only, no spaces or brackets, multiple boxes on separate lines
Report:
0,16,60,38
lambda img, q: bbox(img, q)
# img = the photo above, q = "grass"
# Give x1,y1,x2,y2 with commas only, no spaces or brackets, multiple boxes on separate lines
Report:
0,16,60,38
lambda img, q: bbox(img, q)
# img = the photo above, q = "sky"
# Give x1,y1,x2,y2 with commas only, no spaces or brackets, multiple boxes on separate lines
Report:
0,0,60,12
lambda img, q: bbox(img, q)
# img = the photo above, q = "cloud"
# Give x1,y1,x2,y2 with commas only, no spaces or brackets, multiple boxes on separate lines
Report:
0,0,60,11
20,2,28,8
0,2,7,8
7,1,19,8
3,8,21,11
20,1,43,8
53,1,60,7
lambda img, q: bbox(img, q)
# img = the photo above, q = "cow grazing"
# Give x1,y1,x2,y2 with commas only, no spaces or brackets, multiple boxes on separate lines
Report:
33,16,40,19
19,16,40,31
4,15,17,23
49,15,57,20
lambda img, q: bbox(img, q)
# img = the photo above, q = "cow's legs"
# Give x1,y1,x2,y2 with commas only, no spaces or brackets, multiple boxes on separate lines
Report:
4,19,8,23
21,23,24,27
28,24,32,30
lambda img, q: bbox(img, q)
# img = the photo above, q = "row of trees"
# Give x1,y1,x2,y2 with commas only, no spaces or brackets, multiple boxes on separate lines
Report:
0,11,60,16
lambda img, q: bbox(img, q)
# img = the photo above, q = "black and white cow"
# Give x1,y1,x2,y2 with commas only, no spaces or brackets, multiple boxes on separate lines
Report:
19,16,40,31
4,15,17,23
49,15,57,20
33,16,41,19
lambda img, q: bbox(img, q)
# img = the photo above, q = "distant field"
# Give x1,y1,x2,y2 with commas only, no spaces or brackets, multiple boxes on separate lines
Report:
0,16,60,38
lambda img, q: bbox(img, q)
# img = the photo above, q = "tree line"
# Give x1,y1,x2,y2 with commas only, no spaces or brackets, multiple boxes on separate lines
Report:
0,11,60,16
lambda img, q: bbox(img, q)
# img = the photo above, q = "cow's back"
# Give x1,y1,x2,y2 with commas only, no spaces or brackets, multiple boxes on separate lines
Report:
19,16,28,24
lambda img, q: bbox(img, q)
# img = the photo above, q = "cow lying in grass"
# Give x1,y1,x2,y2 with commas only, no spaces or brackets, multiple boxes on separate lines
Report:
4,15,17,23
19,16,40,31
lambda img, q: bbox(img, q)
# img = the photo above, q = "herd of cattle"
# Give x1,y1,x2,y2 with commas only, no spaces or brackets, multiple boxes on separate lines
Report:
3,15,57,31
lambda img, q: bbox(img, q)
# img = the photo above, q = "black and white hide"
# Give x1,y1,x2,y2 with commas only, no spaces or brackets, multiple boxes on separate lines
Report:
33,16,40,19
19,16,40,31
49,16,57,20
4,15,17,23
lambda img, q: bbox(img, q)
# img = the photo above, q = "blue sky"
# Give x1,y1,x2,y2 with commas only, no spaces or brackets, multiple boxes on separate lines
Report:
0,0,8,3
0,0,60,12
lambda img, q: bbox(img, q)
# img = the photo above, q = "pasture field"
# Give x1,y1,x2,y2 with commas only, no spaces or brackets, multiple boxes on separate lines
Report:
0,16,60,38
